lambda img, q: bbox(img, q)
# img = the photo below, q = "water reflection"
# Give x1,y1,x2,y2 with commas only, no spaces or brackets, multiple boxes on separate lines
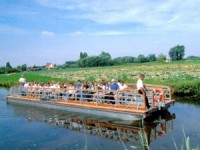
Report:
8,103,175,150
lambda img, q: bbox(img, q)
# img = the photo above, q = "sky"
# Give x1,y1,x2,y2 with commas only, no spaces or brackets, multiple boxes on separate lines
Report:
0,0,200,67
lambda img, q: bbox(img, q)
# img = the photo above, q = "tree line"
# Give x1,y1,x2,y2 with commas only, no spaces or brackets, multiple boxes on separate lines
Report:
0,45,199,74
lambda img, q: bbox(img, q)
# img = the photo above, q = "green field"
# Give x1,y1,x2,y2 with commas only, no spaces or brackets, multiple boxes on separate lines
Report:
1,59,200,96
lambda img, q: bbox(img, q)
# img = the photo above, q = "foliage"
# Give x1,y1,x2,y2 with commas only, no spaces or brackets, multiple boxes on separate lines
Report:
157,54,166,62
135,55,147,63
169,45,185,60
77,51,114,67
0,67,6,74
172,128,200,150
186,56,200,60
147,54,157,62
1,59,200,96
6,62,12,69
80,52,88,59
113,56,135,65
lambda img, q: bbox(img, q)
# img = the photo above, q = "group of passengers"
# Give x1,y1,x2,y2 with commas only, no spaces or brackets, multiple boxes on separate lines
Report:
18,74,163,109
20,79,128,91
19,76,130,103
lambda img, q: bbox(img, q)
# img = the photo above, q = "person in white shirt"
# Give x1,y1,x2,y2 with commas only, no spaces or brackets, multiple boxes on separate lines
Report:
119,81,128,90
19,75,26,86
136,74,150,109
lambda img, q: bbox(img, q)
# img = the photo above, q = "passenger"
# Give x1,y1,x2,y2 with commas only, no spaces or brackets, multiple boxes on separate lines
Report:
19,75,26,86
87,82,95,90
117,80,122,89
104,82,110,90
68,83,76,100
75,80,82,88
118,81,128,102
83,82,89,89
108,79,119,103
119,81,128,90
136,74,150,109
110,79,119,90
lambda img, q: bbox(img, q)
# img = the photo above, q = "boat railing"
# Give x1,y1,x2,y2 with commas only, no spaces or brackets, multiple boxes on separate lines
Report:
9,85,172,110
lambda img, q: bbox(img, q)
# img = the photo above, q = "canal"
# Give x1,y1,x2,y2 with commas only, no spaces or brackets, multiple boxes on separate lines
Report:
0,88,200,150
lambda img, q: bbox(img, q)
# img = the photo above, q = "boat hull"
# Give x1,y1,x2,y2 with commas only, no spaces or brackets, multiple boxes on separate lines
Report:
6,96,145,121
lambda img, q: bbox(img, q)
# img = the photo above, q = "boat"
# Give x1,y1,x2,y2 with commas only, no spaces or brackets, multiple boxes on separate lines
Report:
7,103,176,149
6,84,175,120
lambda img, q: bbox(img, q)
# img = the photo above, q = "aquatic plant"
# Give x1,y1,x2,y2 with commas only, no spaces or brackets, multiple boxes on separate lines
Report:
172,129,200,150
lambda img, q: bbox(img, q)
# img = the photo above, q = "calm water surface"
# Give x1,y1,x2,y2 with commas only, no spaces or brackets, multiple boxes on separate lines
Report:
0,88,200,150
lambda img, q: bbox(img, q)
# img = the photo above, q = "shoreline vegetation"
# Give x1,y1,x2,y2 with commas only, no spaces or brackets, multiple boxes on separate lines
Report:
1,59,200,99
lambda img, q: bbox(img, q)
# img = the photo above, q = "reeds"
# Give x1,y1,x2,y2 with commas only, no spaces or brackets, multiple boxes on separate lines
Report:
172,129,200,150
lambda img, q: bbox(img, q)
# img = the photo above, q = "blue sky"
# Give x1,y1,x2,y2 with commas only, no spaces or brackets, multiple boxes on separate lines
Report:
0,0,200,67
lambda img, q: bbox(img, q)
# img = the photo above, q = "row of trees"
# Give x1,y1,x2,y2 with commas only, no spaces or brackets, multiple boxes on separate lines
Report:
0,45,198,74
0,62,27,74
75,44,186,68
77,52,166,67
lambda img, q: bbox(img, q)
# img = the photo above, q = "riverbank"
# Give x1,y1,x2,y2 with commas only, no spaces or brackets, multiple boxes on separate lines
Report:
1,59,200,97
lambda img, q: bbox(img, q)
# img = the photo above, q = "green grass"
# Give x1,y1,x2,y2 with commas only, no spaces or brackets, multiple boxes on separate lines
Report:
0,73,67,87
1,59,200,96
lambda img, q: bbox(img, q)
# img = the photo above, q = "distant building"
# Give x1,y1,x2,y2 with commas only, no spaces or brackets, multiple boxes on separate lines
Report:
46,63,56,70
166,59,171,63
27,65,40,71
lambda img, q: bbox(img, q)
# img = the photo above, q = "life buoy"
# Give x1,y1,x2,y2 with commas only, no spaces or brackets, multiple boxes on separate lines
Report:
153,88,164,102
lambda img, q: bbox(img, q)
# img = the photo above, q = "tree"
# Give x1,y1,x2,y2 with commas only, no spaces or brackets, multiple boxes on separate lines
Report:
80,52,88,59
124,56,135,63
147,54,157,62
113,57,124,65
169,45,185,60
135,55,147,63
186,56,200,60
0,66,6,74
98,51,113,66
21,64,27,72
6,62,12,69
5,62,12,74
157,54,166,62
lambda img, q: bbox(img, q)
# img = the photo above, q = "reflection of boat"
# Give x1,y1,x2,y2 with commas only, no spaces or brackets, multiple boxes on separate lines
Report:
8,103,175,149
6,84,175,120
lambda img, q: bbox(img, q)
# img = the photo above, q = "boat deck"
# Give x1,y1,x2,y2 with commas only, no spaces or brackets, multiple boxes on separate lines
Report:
6,85,175,120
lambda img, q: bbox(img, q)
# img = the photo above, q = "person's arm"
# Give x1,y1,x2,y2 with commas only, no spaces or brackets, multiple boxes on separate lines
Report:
143,84,148,91
140,88,146,96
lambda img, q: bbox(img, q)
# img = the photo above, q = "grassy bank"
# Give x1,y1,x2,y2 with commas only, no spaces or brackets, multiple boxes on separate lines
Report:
1,59,200,96
0,73,67,87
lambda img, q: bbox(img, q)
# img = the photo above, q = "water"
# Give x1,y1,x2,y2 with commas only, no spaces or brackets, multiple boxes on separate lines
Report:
0,88,200,150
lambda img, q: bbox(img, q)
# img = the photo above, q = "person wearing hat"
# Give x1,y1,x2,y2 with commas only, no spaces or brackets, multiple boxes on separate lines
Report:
110,79,119,90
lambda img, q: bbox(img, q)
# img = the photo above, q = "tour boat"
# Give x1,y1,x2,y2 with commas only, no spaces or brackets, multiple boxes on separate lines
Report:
9,103,175,149
6,84,175,121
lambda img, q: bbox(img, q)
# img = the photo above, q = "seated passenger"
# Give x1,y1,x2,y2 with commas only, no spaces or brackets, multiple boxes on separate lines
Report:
108,79,119,103
68,83,76,100
119,81,128,90
75,80,82,88
109,79,119,90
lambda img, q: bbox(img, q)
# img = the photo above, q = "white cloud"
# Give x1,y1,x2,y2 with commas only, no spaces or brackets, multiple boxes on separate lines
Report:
69,30,134,36
35,0,200,33
41,31,55,36
92,31,129,36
